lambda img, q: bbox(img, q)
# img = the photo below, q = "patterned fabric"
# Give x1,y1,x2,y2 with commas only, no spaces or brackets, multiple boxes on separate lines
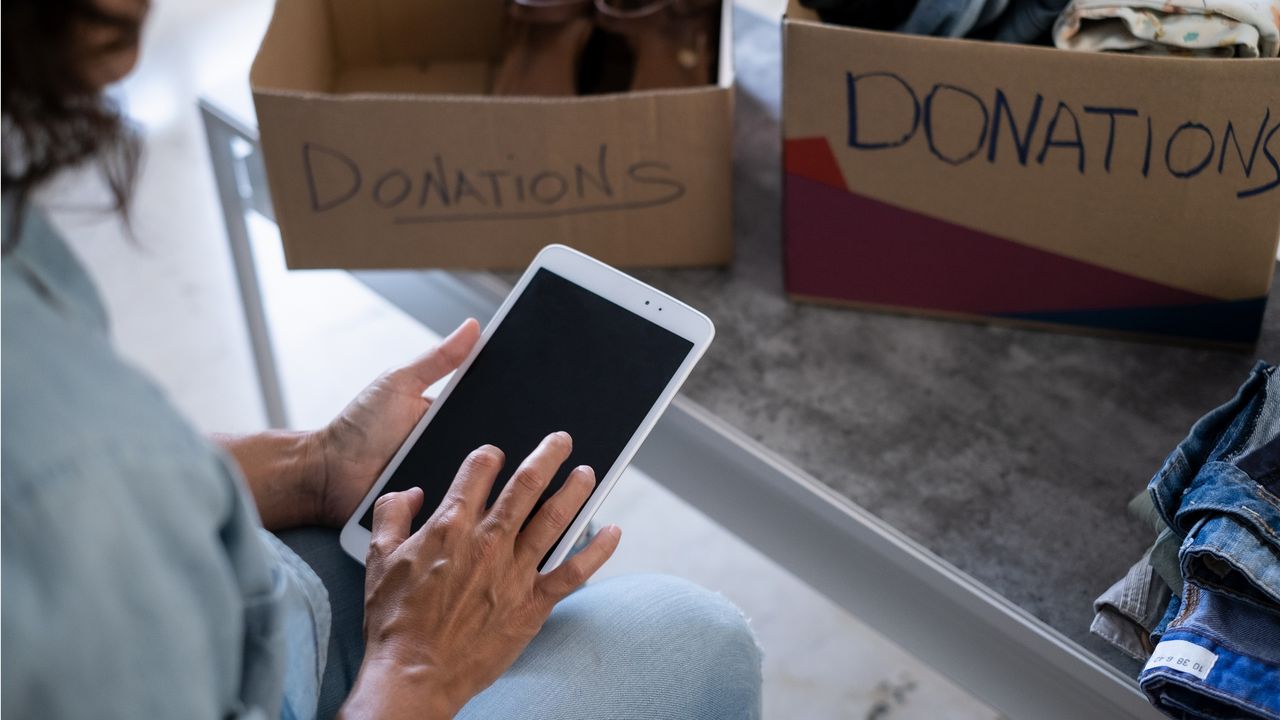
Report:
1053,0,1280,57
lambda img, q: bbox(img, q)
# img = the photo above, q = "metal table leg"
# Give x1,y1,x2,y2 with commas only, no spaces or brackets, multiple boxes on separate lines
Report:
200,101,289,429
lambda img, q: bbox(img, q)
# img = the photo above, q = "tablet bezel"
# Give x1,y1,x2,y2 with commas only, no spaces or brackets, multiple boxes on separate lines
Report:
338,244,715,570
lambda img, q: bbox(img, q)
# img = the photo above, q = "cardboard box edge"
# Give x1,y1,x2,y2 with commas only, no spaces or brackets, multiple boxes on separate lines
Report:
787,292,1264,350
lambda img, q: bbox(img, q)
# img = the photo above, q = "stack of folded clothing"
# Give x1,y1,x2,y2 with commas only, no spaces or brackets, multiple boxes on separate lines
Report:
1091,361,1280,720
800,0,1280,57
1054,0,1280,57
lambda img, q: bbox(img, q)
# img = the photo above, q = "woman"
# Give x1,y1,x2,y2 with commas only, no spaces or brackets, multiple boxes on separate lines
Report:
0,1,762,717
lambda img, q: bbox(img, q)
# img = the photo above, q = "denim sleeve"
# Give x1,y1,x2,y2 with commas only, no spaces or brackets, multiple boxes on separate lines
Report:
258,530,332,720
1,446,280,719
2,201,322,720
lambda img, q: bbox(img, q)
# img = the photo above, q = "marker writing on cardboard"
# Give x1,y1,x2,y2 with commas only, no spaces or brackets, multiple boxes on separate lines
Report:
845,71,1280,199
300,142,687,222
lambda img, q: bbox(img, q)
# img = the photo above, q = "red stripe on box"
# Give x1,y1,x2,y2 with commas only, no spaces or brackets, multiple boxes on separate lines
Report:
784,137,848,190
783,172,1219,316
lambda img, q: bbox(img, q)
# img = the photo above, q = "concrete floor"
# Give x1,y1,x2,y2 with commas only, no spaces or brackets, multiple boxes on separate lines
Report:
37,1,1002,717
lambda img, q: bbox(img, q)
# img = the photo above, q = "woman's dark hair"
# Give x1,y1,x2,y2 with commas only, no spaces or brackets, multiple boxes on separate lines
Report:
2,0,145,246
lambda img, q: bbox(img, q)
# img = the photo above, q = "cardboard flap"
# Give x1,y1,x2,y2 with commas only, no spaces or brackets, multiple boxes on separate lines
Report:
253,0,506,95
250,0,335,92
785,0,820,23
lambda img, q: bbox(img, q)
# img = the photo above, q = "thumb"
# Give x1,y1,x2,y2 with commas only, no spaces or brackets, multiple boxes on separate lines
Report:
395,318,481,392
367,487,425,565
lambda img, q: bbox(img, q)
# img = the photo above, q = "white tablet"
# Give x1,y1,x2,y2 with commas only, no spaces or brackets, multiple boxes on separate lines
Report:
339,244,715,571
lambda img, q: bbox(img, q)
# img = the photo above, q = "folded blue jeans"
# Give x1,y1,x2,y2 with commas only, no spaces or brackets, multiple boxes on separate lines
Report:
1138,361,1280,719
1140,581,1280,720
1149,362,1280,610
1152,591,1182,644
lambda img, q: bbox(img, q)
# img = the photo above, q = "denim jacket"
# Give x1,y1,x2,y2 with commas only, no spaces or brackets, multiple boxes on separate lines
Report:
1,201,327,719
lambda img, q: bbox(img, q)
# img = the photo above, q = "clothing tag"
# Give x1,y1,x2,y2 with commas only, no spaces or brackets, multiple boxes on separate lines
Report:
1144,639,1218,681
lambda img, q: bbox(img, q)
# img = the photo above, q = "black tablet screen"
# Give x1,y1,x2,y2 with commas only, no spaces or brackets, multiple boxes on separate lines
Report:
359,268,694,546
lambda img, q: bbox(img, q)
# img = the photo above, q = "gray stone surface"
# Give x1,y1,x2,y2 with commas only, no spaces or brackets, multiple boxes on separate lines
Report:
626,9,1280,677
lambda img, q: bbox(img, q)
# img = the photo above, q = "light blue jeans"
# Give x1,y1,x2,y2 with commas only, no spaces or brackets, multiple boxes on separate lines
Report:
278,529,763,720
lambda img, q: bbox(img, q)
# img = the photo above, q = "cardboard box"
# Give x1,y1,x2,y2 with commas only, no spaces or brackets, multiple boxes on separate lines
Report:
783,0,1280,346
251,0,734,270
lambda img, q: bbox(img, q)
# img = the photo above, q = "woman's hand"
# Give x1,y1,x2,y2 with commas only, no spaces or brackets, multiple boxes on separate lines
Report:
217,320,482,531
311,319,481,527
339,432,622,720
